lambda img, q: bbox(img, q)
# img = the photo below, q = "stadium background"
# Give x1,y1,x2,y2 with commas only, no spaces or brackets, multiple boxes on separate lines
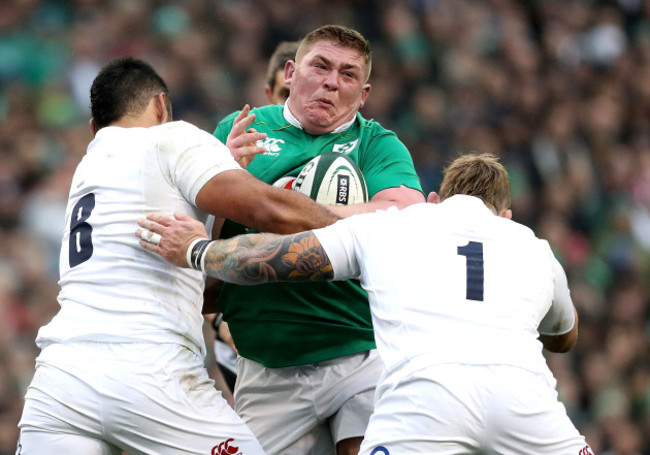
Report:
0,0,649,452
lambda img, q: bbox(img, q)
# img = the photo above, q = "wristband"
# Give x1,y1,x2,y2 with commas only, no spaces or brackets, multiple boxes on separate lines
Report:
186,238,211,272
212,312,224,332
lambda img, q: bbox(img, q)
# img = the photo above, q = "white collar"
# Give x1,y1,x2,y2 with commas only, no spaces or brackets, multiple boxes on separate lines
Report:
283,97,357,134
444,194,496,215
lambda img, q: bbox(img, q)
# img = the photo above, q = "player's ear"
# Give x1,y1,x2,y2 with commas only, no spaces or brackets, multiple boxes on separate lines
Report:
360,83,371,107
284,60,295,85
500,208,512,219
89,118,99,137
427,192,440,204
265,85,273,104
155,93,169,124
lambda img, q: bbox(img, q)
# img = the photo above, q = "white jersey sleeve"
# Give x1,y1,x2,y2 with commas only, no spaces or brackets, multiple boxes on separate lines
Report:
156,121,242,205
312,215,370,282
39,121,242,357
312,207,401,280
537,255,576,335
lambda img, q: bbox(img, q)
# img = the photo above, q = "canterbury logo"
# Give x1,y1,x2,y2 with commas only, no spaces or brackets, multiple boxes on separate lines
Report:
332,139,359,155
259,137,284,155
212,438,242,455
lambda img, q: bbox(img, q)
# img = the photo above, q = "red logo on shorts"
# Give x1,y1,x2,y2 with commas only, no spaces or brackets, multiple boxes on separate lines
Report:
212,438,241,455
579,445,594,455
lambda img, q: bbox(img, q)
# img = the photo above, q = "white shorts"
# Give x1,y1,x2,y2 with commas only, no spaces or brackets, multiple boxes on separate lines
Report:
235,349,382,455
17,342,266,455
360,363,594,455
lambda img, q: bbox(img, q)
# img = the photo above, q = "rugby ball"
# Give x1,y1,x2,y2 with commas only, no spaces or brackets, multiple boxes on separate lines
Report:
272,176,296,190
293,152,368,205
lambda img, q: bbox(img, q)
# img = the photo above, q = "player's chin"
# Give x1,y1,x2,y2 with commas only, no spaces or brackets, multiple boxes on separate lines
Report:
305,114,338,133
306,102,335,116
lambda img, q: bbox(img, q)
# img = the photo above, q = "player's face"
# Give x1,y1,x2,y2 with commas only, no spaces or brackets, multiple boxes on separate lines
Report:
268,69,290,105
286,41,370,135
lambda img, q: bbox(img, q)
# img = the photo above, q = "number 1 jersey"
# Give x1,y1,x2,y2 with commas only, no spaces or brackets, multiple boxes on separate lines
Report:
314,195,575,382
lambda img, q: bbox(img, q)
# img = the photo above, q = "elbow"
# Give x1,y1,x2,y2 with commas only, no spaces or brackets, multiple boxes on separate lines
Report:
540,307,579,353
540,325,578,353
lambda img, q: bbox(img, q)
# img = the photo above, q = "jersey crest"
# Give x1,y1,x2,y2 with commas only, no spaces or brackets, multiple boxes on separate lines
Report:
332,139,359,155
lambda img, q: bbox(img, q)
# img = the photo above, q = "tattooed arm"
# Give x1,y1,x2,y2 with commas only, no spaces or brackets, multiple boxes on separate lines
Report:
202,231,333,284
137,212,334,284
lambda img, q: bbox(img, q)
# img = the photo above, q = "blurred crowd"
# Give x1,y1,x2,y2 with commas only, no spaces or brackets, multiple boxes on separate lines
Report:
1,0,649,453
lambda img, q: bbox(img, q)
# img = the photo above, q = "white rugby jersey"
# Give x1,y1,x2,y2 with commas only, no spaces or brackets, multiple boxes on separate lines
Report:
314,195,575,380
37,121,242,357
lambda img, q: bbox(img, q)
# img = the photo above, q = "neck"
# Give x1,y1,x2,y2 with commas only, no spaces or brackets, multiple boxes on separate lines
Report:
110,114,163,129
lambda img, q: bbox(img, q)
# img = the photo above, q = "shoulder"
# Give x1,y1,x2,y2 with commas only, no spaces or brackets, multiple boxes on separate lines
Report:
496,216,550,256
252,104,283,115
154,120,202,135
154,121,225,155
251,104,289,130
356,113,397,137
354,113,408,156
501,216,538,239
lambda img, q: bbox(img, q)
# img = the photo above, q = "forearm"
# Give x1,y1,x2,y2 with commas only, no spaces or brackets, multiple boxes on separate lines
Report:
249,192,339,234
327,198,406,217
327,185,424,218
197,231,334,285
197,171,339,235
136,212,336,282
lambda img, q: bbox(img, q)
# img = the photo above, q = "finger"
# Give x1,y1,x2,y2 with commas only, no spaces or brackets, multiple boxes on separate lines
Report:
232,108,254,130
137,227,162,245
231,132,266,147
173,212,193,221
232,104,251,125
233,146,266,161
244,131,267,142
148,232,162,245
145,213,173,226
232,114,257,135
138,239,160,253
138,218,167,233
249,145,267,156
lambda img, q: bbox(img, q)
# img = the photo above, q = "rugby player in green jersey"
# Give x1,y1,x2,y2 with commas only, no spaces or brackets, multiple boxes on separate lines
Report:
212,25,424,455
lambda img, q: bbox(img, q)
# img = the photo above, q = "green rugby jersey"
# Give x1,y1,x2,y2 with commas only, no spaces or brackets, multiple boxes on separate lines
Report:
213,103,423,368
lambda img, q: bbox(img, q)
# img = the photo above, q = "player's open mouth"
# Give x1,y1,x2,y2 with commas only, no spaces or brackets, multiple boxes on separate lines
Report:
314,98,334,107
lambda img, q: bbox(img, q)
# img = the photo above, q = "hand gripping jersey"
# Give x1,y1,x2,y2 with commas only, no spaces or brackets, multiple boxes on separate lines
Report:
214,103,423,367
314,195,575,381
37,121,242,357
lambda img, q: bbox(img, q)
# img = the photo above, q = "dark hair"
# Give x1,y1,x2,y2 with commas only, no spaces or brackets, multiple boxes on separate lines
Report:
296,25,372,82
90,57,171,129
266,41,299,91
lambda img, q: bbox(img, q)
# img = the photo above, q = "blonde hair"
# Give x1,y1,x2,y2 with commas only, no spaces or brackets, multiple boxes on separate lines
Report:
295,25,372,82
439,153,511,213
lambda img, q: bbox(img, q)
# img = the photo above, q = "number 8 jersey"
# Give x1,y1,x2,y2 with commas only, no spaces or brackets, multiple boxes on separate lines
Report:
37,121,241,357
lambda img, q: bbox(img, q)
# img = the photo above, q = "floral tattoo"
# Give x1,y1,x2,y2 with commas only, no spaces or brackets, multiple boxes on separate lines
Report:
203,231,334,285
